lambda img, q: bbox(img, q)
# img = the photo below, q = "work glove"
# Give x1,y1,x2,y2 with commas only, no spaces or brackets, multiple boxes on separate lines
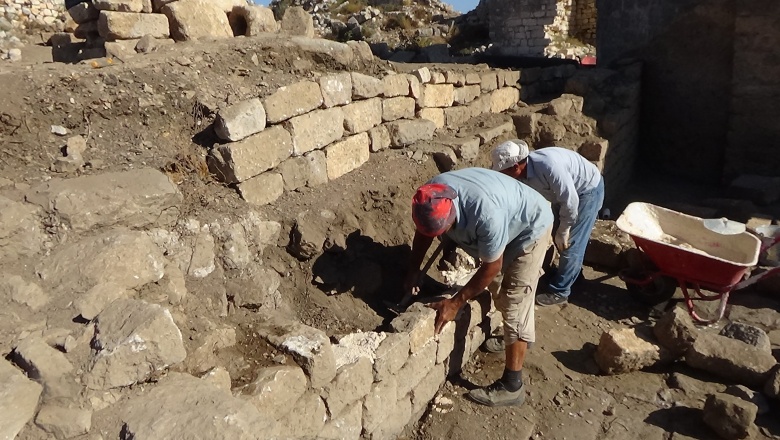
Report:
554,227,571,251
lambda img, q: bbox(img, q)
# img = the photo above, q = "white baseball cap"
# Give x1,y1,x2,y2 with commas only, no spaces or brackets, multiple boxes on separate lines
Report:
491,139,530,171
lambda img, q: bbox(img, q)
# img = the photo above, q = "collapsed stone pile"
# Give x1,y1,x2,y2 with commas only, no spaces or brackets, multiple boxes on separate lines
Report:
53,0,284,62
1,0,68,61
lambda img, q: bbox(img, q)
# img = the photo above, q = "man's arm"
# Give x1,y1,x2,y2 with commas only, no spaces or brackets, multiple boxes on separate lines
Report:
429,254,503,334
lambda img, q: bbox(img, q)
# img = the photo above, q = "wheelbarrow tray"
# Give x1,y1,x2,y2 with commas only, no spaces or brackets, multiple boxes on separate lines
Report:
616,202,761,291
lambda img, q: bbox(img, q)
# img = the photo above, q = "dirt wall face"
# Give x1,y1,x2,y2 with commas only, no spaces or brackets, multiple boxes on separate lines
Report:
725,0,780,178
596,0,735,182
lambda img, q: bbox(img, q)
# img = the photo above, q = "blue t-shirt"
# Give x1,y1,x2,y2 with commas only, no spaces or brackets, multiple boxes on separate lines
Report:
429,168,553,265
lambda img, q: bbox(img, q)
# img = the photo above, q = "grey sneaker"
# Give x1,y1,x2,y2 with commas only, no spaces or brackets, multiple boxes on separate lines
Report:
536,292,568,307
466,380,526,407
482,336,505,353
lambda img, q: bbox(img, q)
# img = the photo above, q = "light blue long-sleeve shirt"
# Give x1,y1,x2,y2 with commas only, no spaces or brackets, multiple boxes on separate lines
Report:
429,168,553,266
524,147,602,230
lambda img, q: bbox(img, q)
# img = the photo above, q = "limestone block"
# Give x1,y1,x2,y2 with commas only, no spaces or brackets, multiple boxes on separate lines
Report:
256,314,337,388
277,155,310,191
13,336,76,397
703,393,757,439
74,282,130,320
288,211,327,260
480,72,498,92
162,0,232,41
208,125,293,184
94,0,144,12
1,275,48,311
595,328,669,375
546,95,573,116
263,80,323,124
490,87,520,113
579,138,608,162
281,6,314,37
397,341,437,397
35,405,92,438
476,120,514,144
373,332,409,382
369,393,411,440
421,84,455,108
351,72,383,99
230,4,278,36
382,74,409,98
453,84,480,105
686,332,777,387
445,136,480,161
407,74,423,106
305,150,328,186
319,402,362,440
390,304,436,353
465,72,481,84
290,36,355,66
347,40,374,63
412,362,445,415
430,71,446,84
765,366,780,400
285,107,344,155
37,229,166,292
386,119,436,148
237,172,284,206
326,133,370,180
188,229,216,278
444,106,474,128
413,67,432,84
584,219,637,269
444,71,465,85
362,376,397,433
242,365,307,422
417,108,445,130
369,125,391,152
68,2,100,23
104,39,139,58
725,385,771,416
0,359,42,440
319,72,352,108
229,268,280,308
0,195,44,261
342,98,382,134
653,306,699,357
436,321,456,364
122,373,269,437
85,299,186,389
382,97,415,122
322,357,373,417
214,98,266,142
469,95,491,117
504,70,520,87
273,392,328,438
27,168,182,232
98,11,169,40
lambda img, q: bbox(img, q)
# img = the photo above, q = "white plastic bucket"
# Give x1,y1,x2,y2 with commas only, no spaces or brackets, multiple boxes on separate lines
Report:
755,225,780,267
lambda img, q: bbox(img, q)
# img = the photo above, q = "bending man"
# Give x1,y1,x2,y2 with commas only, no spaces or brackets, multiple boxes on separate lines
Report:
404,168,552,406
492,140,604,306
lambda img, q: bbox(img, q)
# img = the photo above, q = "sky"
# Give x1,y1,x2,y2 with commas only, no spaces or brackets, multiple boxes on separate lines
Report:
251,0,480,14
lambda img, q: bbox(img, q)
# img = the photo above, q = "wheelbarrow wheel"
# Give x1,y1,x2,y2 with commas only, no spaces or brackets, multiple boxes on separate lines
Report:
626,275,677,305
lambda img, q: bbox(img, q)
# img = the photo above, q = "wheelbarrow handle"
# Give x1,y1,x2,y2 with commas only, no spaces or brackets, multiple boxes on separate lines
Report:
734,265,780,291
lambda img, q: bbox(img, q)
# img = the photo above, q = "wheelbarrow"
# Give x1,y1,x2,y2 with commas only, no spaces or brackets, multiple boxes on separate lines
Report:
615,202,780,324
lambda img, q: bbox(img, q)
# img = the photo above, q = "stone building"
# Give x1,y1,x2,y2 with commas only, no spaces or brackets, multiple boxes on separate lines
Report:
479,0,596,58
1,0,67,31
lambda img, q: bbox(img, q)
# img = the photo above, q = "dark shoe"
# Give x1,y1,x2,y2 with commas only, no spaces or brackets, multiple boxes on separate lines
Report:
482,336,505,353
536,292,568,306
467,380,526,407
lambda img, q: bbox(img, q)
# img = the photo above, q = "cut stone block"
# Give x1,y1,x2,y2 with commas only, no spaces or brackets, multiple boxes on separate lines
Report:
417,108,445,130
595,327,669,374
326,133,370,180
546,95,574,116
285,107,345,155
583,219,637,269
94,0,144,12
263,80,323,124
214,98,266,142
390,303,436,354
319,72,352,108
237,172,284,206
0,359,43,440
208,125,292,184
272,392,327,438
653,306,699,357
162,0,232,41
444,106,474,128
369,125,391,152
35,405,92,439
686,332,777,387
421,84,455,108
720,322,772,354
412,67,432,84
322,357,373,417
332,332,386,370
74,282,130,320
465,72,481,84
373,332,409,382
362,376,397,433
444,71,465,85
369,393,411,440
579,138,608,162
319,402,362,440
241,365,307,422
469,95,491,117
454,84,480,105
382,74,409,98
98,10,169,40
386,119,436,148
397,340,437,397
703,393,757,440
280,6,314,37
490,87,520,113
342,98,382,134
412,362,445,415
436,321,456,364
382,97,415,122
351,72,383,99
476,121,514,144
480,72,498,92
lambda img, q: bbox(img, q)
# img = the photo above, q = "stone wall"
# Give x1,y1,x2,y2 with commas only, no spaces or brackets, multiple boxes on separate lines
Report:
596,0,780,182
208,66,523,206
1,0,67,31
725,0,780,178
484,0,596,59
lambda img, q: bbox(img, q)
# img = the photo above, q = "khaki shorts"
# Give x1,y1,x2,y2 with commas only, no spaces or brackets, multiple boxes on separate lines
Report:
488,228,552,345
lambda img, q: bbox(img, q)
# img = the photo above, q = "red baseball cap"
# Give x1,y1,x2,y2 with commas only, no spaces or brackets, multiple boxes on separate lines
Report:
412,183,457,237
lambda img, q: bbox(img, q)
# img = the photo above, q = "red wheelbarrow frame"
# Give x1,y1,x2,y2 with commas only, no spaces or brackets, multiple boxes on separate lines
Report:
621,233,780,324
